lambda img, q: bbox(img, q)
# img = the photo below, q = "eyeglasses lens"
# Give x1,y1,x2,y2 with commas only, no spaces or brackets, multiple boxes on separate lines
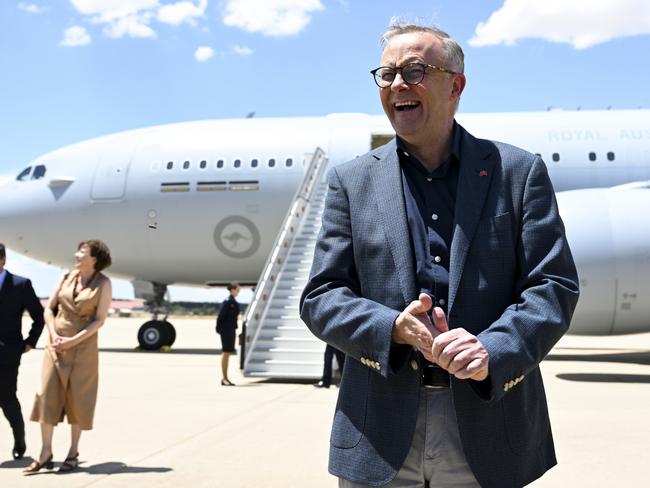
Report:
374,64,426,87
403,64,425,84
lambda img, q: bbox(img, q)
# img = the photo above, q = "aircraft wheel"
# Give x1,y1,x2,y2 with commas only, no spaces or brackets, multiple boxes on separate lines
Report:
164,321,176,347
137,320,171,350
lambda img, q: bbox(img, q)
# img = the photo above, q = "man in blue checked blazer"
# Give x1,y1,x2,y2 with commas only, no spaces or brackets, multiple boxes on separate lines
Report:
300,21,579,488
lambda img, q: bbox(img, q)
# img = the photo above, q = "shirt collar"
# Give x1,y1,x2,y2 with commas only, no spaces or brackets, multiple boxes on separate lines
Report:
395,121,461,177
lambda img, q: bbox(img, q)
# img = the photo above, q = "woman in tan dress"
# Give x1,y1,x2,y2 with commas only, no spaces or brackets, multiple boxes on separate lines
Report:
25,240,112,474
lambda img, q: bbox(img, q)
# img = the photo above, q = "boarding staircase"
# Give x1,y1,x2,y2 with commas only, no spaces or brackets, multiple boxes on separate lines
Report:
242,148,329,378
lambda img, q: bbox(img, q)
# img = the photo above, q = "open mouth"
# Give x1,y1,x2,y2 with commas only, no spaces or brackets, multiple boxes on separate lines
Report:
394,101,421,112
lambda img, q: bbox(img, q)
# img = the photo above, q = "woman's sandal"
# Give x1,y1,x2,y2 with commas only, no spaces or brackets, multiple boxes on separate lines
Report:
23,454,54,474
57,453,79,473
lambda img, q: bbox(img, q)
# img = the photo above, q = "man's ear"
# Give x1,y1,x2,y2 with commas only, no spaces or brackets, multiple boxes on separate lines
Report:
451,73,466,99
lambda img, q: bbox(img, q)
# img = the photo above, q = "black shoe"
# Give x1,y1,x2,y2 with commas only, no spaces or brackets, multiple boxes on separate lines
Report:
314,381,330,388
12,438,26,460
57,452,79,473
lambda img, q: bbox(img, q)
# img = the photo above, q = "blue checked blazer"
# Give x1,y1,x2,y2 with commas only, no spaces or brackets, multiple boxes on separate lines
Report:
300,124,579,487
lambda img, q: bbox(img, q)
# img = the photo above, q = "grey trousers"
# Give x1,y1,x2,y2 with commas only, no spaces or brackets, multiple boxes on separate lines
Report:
339,388,480,488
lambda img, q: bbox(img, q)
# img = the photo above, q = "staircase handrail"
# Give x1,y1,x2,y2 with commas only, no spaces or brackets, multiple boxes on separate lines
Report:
241,147,328,369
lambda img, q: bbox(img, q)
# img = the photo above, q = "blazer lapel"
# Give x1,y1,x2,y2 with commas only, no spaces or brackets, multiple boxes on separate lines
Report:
0,271,12,305
370,141,418,306
448,128,497,313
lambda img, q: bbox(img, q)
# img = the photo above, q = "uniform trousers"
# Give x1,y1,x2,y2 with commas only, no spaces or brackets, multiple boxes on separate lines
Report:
339,388,480,488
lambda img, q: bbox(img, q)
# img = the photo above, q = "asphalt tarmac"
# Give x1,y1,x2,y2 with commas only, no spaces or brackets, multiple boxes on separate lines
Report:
1,316,648,487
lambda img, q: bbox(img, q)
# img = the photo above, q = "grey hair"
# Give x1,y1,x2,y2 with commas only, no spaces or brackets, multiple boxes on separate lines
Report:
380,18,465,74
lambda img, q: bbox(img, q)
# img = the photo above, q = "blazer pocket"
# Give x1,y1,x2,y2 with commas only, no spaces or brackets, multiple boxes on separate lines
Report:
475,212,512,237
330,366,370,449
501,372,550,453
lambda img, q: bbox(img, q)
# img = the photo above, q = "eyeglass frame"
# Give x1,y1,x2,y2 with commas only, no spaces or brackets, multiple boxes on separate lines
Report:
370,62,458,88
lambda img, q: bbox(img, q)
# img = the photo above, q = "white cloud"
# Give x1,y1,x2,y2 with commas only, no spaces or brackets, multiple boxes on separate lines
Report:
70,0,159,20
18,2,48,14
103,14,158,38
158,0,207,26
194,45,214,61
469,0,650,50
232,44,252,56
61,25,92,46
70,0,159,39
222,0,324,36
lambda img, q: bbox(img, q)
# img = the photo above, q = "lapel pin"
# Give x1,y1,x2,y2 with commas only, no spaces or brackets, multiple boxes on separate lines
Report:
479,170,488,177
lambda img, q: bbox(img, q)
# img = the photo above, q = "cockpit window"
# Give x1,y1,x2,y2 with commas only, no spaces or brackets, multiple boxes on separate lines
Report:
32,165,46,180
16,167,32,181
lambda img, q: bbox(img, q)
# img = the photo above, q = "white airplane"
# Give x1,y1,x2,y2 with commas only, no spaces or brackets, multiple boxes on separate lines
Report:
1,109,649,349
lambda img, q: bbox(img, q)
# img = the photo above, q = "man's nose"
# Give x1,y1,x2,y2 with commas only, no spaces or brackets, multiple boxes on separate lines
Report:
390,72,409,91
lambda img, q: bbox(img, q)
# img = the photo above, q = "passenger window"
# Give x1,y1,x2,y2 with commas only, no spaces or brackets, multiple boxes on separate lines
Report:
16,167,32,181
588,152,596,162
607,152,615,161
200,160,207,169
286,158,293,167
166,161,174,170
183,160,190,170
251,158,258,168
268,158,276,168
552,153,560,162
32,165,46,179
234,159,241,168
217,159,224,169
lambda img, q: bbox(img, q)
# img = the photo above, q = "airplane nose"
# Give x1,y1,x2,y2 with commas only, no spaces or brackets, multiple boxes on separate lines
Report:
0,172,40,252
0,175,21,233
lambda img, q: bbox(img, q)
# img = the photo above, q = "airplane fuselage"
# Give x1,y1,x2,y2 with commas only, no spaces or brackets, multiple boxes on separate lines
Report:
1,109,650,335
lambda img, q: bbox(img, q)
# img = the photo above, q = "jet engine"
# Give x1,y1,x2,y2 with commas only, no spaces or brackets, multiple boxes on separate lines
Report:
557,183,650,335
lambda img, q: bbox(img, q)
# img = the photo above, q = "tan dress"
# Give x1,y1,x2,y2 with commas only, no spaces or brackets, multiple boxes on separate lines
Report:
31,270,108,430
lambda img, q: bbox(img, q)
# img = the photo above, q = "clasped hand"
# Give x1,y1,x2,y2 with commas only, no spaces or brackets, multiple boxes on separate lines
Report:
50,334,75,353
393,293,489,381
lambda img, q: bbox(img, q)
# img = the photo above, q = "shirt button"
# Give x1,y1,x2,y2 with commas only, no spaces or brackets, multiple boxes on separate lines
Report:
431,213,438,221
434,256,441,263
438,299,446,306
410,360,418,371
426,177,433,182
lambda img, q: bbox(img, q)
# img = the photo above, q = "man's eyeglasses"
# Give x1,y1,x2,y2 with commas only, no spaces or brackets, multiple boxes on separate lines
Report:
370,62,458,88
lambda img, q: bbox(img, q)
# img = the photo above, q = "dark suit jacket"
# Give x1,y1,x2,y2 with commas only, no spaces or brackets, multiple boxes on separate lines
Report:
216,295,239,334
300,125,579,488
0,271,44,366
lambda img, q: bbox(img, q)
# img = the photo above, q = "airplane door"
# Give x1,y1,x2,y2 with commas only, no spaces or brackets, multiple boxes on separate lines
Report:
90,137,137,200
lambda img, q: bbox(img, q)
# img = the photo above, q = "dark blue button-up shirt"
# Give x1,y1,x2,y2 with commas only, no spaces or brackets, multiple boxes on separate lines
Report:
397,123,461,314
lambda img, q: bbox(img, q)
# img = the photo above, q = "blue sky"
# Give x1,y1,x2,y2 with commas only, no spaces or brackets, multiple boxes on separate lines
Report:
1,0,649,301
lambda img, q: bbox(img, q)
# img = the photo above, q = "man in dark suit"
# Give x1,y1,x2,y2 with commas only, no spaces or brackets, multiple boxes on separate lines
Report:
300,22,579,487
0,243,44,460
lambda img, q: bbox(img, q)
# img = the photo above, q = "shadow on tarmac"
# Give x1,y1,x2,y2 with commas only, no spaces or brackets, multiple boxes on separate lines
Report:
556,373,650,383
99,347,221,355
546,349,650,365
1,458,171,475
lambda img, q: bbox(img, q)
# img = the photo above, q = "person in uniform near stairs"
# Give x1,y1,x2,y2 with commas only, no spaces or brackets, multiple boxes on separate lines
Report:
217,282,240,386
314,344,346,388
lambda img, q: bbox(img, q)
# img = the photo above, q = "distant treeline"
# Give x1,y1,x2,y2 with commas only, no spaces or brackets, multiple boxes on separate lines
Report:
166,301,250,316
